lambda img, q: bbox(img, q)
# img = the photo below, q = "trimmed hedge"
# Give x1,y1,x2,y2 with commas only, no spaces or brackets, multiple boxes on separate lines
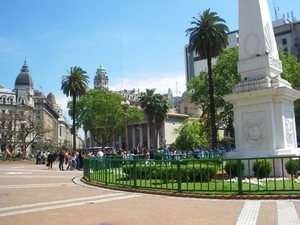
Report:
285,159,300,176
224,160,245,178
122,163,217,183
252,160,272,179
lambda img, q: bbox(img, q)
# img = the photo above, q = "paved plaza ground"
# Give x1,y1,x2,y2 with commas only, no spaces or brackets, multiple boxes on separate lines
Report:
0,160,300,225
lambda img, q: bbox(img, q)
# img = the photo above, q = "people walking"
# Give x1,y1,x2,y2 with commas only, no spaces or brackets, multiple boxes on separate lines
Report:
58,151,65,170
47,151,55,169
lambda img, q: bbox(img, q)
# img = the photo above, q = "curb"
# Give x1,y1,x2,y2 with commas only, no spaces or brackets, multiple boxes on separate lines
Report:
80,178,300,200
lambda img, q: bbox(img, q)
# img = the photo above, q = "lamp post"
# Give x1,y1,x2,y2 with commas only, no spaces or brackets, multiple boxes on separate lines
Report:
121,100,130,150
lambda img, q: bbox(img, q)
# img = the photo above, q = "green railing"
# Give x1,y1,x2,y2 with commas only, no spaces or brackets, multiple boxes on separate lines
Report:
83,155,300,195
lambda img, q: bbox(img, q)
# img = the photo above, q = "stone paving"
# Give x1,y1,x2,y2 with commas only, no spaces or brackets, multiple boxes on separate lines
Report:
0,161,300,225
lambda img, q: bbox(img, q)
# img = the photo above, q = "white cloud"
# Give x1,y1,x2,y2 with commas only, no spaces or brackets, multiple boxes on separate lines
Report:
110,71,186,96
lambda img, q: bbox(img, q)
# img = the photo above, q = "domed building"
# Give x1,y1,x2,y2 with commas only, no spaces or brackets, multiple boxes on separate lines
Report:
179,90,201,117
0,60,77,155
47,92,56,108
14,60,35,107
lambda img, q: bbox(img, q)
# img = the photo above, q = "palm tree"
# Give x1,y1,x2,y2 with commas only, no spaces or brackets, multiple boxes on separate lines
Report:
154,94,169,149
139,88,157,148
61,66,89,152
186,9,229,149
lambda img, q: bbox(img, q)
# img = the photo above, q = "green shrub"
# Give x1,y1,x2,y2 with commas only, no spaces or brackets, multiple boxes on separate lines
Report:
285,159,300,175
252,160,272,179
122,162,217,183
224,160,245,178
188,166,217,182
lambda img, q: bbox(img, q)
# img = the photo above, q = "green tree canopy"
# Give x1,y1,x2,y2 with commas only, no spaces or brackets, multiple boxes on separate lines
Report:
174,119,208,150
279,47,300,125
71,89,144,149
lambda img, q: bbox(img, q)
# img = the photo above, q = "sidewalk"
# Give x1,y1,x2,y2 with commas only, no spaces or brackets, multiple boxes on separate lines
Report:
0,161,299,225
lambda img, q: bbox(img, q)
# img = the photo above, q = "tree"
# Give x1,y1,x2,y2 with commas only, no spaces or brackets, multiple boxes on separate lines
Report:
187,47,240,139
0,105,51,156
73,89,144,150
0,109,17,153
186,9,229,148
174,119,208,150
139,88,157,147
61,66,89,152
279,47,300,125
154,94,169,149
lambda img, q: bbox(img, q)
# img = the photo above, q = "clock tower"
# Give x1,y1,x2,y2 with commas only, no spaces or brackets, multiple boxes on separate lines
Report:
94,64,109,89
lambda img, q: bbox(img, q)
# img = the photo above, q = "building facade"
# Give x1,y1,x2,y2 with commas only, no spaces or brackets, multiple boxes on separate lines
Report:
0,60,74,155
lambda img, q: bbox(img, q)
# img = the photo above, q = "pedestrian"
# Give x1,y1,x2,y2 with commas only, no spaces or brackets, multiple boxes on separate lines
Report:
47,151,55,169
58,151,65,170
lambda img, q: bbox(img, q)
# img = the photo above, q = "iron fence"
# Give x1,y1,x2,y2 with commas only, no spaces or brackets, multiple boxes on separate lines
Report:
83,155,300,195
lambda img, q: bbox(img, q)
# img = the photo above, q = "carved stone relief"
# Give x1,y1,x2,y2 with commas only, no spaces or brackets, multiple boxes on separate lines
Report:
243,111,267,150
284,117,294,147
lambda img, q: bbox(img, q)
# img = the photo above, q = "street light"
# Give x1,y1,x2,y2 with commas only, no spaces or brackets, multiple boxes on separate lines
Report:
121,100,130,150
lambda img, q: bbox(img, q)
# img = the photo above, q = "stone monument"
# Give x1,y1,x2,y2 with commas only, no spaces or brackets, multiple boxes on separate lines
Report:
223,0,300,159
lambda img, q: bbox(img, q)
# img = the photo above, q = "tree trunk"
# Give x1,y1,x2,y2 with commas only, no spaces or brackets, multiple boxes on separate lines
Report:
207,56,217,149
72,96,76,152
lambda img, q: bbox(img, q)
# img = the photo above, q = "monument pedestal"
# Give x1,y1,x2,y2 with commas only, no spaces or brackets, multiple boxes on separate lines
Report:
224,86,300,158
223,0,300,177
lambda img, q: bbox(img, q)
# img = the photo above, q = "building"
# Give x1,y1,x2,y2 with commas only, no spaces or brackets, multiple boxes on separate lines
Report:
0,60,74,154
94,64,109,90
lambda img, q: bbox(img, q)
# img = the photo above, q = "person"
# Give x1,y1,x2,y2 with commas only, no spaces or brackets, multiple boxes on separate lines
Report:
47,151,55,169
96,149,104,158
78,150,84,170
36,151,42,164
69,151,77,170
58,151,65,170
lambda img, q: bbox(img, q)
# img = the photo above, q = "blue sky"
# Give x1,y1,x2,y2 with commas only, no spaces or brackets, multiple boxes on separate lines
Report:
0,0,299,124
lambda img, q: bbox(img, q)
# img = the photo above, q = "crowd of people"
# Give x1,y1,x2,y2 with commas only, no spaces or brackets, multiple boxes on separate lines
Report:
32,145,224,170
35,150,85,170
82,144,223,161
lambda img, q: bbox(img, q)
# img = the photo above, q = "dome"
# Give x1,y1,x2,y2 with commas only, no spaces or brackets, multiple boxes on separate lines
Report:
180,90,191,103
15,60,34,87
47,92,56,105
96,64,106,73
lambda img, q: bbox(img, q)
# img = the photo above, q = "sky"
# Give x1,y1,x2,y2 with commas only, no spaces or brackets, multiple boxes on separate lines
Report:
0,0,299,129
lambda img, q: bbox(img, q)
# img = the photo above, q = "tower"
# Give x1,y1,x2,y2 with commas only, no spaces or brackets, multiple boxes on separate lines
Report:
14,60,35,107
94,64,109,89
223,0,300,158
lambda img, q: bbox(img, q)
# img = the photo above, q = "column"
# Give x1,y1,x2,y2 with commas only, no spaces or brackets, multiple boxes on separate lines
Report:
139,124,143,146
132,125,136,148
147,123,150,149
119,136,122,150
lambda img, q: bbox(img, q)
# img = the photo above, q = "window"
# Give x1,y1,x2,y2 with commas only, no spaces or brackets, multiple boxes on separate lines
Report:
282,38,287,45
